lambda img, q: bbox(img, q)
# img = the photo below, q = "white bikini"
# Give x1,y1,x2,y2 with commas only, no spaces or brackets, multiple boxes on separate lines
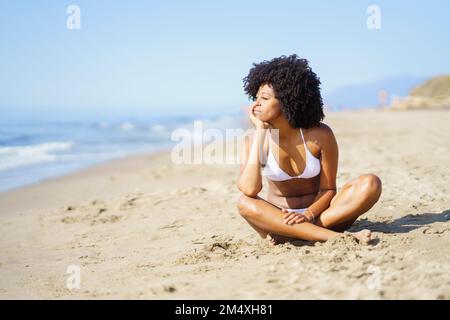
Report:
261,127,321,213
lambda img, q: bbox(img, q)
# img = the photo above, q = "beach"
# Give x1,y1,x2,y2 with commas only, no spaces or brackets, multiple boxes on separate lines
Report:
0,109,449,299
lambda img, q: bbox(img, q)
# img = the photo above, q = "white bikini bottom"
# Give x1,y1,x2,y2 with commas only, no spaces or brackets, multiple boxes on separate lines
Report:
280,207,307,213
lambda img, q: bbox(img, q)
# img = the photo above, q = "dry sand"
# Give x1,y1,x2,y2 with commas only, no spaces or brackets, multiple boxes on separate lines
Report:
0,109,449,299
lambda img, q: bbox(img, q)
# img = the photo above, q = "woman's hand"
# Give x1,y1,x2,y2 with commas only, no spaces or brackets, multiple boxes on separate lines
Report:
248,102,269,129
282,208,315,224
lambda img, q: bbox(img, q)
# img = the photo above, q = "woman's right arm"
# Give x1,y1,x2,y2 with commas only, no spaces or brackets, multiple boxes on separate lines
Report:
236,103,268,197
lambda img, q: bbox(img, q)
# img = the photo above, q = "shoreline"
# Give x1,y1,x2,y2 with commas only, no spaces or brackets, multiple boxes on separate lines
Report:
0,147,170,195
0,147,173,217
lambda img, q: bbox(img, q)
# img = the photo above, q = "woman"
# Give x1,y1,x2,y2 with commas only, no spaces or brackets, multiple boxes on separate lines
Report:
237,54,382,245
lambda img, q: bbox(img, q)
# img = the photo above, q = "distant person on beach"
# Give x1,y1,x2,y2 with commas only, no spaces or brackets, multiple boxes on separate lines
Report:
237,54,382,245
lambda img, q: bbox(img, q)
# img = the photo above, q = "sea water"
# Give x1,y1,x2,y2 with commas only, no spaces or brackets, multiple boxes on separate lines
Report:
0,108,242,193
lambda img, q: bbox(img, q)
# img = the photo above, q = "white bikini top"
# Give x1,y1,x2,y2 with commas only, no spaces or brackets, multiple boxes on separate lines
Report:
261,128,321,181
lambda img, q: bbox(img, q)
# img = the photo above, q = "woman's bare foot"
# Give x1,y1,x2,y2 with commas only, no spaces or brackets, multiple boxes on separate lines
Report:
347,229,376,245
266,233,296,245
266,230,376,246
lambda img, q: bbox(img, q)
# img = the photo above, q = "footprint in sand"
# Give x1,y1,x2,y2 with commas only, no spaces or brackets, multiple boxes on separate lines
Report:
119,192,173,210
157,220,182,232
422,224,448,235
59,201,122,225
78,252,105,266
149,218,186,241
174,236,253,265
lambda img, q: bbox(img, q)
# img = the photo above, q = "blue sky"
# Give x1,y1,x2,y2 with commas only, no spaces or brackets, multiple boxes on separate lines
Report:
1,0,449,115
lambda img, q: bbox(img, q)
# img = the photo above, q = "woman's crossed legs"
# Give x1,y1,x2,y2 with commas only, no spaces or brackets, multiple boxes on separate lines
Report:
237,174,382,245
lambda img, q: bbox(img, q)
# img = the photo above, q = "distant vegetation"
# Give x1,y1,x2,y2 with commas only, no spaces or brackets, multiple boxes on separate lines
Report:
410,75,450,99
390,75,450,110
323,75,424,111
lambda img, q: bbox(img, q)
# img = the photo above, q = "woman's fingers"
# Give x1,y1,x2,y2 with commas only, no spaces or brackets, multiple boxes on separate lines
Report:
282,209,291,218
291,215,305,224
296,216,306,223
283,210,308,224
284,217,293,224
285,213,301,224
283,212,293,223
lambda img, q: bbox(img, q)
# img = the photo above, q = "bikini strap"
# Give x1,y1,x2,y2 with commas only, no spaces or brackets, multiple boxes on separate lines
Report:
300,128,306,147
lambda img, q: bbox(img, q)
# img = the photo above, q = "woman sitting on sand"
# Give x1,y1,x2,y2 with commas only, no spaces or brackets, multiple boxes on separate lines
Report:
237,54,382,245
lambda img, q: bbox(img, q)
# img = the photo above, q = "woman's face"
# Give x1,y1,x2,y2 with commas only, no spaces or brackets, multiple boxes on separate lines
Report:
253,83,282,122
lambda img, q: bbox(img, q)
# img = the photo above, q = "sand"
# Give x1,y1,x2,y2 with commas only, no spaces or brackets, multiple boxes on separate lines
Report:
0,109,449,299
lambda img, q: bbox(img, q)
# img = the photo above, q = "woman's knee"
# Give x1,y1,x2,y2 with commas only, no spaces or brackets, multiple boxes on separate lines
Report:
236,194,259,219
358,173,382,200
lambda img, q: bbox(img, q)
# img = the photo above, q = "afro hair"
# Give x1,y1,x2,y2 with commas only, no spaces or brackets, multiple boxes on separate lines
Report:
243,54,324,129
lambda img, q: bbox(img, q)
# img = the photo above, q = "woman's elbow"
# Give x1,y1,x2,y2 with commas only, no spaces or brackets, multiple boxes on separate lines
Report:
241,190,260,198
236,181,261,198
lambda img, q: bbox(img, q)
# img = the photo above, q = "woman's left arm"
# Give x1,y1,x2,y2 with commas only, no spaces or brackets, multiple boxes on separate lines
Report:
306,125,339,219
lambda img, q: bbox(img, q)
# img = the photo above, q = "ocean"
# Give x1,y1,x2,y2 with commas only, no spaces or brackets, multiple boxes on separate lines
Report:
0,109,243,193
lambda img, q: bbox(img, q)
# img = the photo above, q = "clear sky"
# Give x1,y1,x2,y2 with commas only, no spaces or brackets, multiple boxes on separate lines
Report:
1,0,449,115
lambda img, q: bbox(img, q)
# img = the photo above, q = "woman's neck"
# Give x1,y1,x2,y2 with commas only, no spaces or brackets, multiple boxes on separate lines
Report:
269,117,300,142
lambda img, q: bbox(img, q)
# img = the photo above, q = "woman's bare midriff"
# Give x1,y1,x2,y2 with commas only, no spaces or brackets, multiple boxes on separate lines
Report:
266,177,320,210
261,125,323,210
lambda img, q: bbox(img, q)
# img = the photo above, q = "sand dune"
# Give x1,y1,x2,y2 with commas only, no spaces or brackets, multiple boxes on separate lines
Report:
0,109,449,299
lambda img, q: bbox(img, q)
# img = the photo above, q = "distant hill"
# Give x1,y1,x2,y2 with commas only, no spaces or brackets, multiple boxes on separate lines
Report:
390,75,450,110
323,75,425,111
410,75,450,98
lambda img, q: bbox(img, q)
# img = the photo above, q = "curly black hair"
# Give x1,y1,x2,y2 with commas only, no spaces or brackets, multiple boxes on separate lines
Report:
242,54,324,129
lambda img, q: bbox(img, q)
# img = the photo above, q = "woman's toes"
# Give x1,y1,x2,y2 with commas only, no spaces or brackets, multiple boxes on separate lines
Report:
352,229,374,245
266,234,277,245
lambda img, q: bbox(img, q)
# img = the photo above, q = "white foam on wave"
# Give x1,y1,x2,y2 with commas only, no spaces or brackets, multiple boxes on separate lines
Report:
0,141,74,172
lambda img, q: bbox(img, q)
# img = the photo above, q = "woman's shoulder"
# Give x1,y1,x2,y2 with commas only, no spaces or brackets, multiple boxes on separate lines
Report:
306,122,335,138
306,122,337,150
